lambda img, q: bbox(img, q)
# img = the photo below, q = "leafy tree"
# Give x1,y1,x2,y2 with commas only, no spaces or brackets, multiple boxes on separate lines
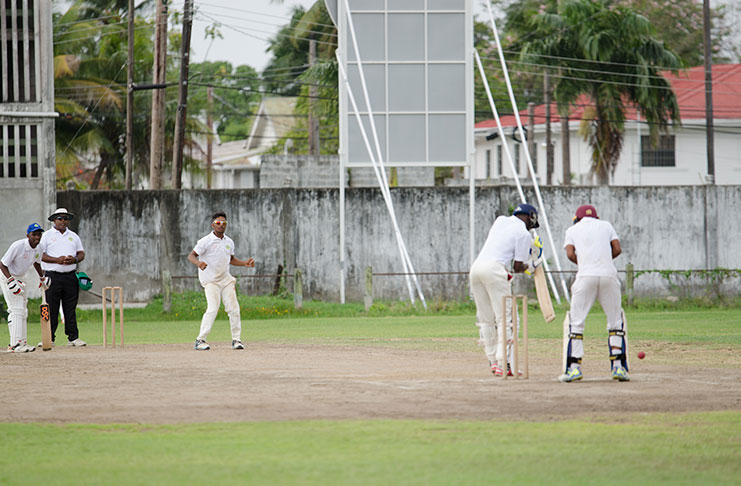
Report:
519,0,681,185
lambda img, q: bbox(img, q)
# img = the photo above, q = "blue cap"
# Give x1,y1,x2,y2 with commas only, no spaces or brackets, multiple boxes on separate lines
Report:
513,203,538,216
27,223,44,234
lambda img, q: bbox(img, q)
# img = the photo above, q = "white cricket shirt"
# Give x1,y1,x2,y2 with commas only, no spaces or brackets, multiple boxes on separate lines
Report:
474,215,532,267
1,238,41,277
40,227,84,273
193,232,236,285
564,217,619,277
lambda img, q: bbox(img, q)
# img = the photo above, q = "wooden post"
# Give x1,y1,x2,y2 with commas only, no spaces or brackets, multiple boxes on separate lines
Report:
171,0,194,189
626,263,634,306
544,71,553,185
364,266,373,311
206,86,213,189
162,269,172,313
149,0,168,189
293,269,303,310
125,0,134,190
527,102,536,178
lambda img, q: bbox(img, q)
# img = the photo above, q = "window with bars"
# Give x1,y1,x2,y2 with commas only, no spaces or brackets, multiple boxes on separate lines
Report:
1,0,38,103
641,135,675,167
0,124,39,178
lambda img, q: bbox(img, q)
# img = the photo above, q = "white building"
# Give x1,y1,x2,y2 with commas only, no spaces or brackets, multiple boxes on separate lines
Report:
473,64,741,186
188,97,297,189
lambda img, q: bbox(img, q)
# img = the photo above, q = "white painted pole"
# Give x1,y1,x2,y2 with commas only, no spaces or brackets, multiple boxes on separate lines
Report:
336,52,417,305
341,1,427,307
485,4,570,302
475,49,561,302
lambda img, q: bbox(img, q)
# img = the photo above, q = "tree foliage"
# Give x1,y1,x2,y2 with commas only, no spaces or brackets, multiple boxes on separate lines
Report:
518,0,681,184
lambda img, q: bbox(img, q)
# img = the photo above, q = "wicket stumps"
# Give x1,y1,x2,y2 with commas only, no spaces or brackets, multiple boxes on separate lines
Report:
501,294,528,380
102,286,124,347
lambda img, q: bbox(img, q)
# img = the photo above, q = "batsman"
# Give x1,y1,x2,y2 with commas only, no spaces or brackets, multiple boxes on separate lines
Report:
559,205,629,383
469,203,543,376
0,223,51,352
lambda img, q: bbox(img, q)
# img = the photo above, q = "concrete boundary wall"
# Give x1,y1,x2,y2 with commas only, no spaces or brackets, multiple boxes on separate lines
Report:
57,186,740,303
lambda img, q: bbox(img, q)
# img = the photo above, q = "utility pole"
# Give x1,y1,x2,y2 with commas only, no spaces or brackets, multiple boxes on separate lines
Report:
206,86,213,189
544,71,553,185
308,38,320,156
172,0,194,189
559,70,570,185
125,0,134,190
149,0,168,189
527,102,536,180
702,0,715,184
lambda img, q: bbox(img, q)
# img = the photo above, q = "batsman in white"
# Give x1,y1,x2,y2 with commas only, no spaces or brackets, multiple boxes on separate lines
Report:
559,205,629,383
0,223,51,352
188,211,255,351
469,203,543,376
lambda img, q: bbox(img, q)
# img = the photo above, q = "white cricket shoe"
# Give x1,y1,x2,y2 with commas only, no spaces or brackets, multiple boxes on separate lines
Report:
8,343,35,353
67,338,87,347
194,339,210,351
232,340,244,350
38,341,55,348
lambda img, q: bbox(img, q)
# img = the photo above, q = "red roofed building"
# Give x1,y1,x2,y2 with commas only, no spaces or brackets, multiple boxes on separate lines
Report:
473,64,741,186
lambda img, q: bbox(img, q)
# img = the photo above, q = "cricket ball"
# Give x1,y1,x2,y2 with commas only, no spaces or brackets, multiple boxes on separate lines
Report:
637,351,646,360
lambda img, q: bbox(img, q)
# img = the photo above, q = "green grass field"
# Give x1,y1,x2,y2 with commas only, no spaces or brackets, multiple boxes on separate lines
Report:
2,297,740,485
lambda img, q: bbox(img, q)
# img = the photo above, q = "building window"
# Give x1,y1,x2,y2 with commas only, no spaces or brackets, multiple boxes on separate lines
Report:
485,149,491,179
641,135,675,167
497,145,502,175
514,144,520,175
0,124,39,178
531,145,537,174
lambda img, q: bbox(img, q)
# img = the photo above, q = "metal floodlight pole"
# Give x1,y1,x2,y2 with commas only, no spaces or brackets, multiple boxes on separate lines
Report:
486,3,570,302
475,50,561,302
341,0,426,307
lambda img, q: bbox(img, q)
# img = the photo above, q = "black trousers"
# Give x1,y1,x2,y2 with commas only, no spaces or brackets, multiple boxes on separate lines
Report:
45,271,80,342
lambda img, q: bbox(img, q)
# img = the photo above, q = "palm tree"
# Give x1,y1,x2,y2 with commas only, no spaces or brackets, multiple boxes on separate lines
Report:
519,0,681,184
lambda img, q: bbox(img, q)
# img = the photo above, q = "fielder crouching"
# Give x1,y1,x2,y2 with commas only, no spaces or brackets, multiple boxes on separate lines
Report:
470,203,542,377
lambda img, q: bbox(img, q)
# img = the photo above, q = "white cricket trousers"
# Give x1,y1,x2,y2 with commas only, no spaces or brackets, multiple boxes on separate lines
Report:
0,275,29,347
469,259,514,366
197,275,241,341
568,275,623,359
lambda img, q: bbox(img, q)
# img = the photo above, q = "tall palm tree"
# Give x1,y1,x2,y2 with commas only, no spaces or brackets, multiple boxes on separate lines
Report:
520,0,681,184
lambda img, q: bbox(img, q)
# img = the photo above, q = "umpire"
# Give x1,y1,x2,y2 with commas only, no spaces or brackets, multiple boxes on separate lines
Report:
40,208,86,347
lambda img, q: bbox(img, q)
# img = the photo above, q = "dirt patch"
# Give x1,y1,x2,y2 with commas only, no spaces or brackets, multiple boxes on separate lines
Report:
2,341,739,424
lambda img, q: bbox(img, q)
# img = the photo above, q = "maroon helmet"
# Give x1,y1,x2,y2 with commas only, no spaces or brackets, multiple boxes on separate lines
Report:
573,205,598,223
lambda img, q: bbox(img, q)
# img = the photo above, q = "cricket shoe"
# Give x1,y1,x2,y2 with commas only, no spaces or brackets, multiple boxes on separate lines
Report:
194,339,210,351
8,343,35,353
558,367,583,383
232,340,244,350
611,365,630,382
38,341,55,348
506,364,523,377
490,362,504,376
67,338,87,347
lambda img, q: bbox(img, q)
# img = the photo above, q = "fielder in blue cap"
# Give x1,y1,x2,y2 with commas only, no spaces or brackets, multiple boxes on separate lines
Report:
0,223,51,352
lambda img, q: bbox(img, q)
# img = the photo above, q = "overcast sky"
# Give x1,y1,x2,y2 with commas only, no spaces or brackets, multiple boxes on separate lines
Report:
190,0,318,71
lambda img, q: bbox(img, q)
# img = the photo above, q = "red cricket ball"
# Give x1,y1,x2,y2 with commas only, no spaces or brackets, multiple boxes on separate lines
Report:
637,351,646,360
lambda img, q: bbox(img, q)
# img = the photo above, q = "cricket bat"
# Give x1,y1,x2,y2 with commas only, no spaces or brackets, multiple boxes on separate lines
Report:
533,265,556,322
40,290,52,351
562,312,570,372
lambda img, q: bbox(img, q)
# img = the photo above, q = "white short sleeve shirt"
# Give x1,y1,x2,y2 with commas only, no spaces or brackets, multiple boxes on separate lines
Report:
474,215,532,267
564,217,619,277
40,227,84,273
193,232,236,285
1,238,41,277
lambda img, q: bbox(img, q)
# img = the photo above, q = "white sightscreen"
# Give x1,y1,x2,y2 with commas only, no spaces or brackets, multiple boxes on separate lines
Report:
335,0,473,167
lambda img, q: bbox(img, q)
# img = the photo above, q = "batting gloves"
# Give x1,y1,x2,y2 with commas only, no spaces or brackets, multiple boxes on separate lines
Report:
6,276,25,295
39,275,51,290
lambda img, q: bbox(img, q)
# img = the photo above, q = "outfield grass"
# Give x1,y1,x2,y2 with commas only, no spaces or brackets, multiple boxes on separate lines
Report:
0,413,739,485
4,299,740,485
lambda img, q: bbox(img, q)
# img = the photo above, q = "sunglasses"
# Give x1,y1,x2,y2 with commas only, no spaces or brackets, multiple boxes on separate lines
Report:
55,216,71,221
212,220,227,226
